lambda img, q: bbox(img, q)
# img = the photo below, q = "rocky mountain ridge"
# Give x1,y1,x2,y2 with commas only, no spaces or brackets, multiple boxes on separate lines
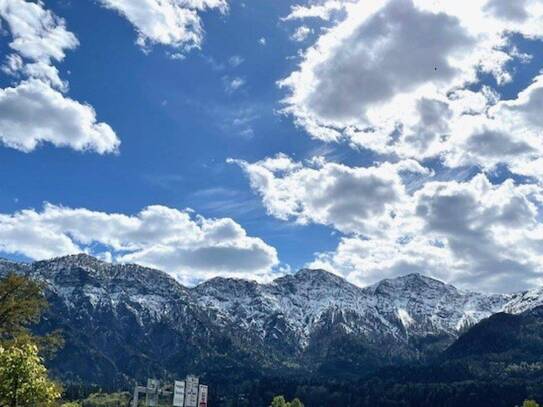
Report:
1,253,541,386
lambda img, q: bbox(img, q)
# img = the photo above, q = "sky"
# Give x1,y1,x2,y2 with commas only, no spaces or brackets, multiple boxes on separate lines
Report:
0,0,542,293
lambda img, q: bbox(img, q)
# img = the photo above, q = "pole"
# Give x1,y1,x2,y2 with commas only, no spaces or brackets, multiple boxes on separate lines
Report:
132,386,139,407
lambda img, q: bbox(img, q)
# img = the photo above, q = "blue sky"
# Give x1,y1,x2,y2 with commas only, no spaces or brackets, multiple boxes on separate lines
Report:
1,0,543,292
0,0,344,273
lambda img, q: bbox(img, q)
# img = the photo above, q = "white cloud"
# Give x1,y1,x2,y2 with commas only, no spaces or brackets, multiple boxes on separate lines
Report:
309,174,543,292
231,154,430,235
233,154,543,292
280,0,543,178
442,74,543,179
291,26,313,42
283,0,346,21
98,0,228,53
1,54,24,76
223,76,246,93
0,204,279,284
0,0,119,153
0,0,77,89
0,0,78,66
0,79,120,153
229,0,543,293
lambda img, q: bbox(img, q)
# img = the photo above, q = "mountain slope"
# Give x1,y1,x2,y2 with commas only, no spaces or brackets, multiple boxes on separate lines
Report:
445,306,543,363
8,254,269,387
195,270,513,368
1,254,541,387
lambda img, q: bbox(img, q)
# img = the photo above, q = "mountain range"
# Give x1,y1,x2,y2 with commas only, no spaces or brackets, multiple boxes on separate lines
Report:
1,253,543,392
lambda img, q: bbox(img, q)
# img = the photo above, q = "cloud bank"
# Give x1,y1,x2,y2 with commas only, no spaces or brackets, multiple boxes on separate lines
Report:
280,0,543,180
220,0,543,292
0,204,279,284
237,154,543,292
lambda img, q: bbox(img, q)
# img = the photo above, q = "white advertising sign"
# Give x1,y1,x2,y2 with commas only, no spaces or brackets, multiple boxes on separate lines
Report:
173,380,185,407
184,375,199,407
198,385,208,407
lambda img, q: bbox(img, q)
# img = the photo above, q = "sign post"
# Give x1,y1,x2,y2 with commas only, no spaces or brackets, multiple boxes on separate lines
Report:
173,380,186,407
184,375,199,407
198,385,208,407
132,375,208,407
146,379,160,407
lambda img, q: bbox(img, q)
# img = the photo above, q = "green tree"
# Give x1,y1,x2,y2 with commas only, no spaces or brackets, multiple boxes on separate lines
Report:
0,274,63,406
523,401,540,407
0,274,62,356
0,274,47,338
271,395,288,407
270,395,304,407
0,339,61,406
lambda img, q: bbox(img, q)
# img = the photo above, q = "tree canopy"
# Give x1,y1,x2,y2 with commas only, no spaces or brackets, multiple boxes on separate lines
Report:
0,274,62,406
0,274,47,339
0,339,61,406
270,395,305,407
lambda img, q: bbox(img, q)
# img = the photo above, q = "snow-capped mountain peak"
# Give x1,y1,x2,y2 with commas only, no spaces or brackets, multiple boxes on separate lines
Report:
1,255,542,370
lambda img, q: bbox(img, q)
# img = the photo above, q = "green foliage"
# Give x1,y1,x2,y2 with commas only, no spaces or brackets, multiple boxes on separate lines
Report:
79,392,131,406
523,401,540,407
0,273,63,357
270,395,304,407
271,395,288,407
0,274,47,338
0,339,61,406
0,275,64,407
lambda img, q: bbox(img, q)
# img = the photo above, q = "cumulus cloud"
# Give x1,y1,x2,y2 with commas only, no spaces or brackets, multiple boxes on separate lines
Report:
0,204,279,284
0,0,78,67
231,154,430,235
0,79,120,153
98,0,228,52
232,154,543,291
309,174,543,292
280,0,543,178
432,74,543,179
0,0,120,153
0,0,77,89
223,0,543,292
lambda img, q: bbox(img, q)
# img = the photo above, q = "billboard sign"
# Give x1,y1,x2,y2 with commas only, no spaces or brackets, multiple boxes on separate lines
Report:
198,385,208,407
173,380,185,407
184,375,199,407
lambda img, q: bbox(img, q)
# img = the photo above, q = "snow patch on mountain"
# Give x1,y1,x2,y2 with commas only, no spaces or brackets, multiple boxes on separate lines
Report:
1,254,542,355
